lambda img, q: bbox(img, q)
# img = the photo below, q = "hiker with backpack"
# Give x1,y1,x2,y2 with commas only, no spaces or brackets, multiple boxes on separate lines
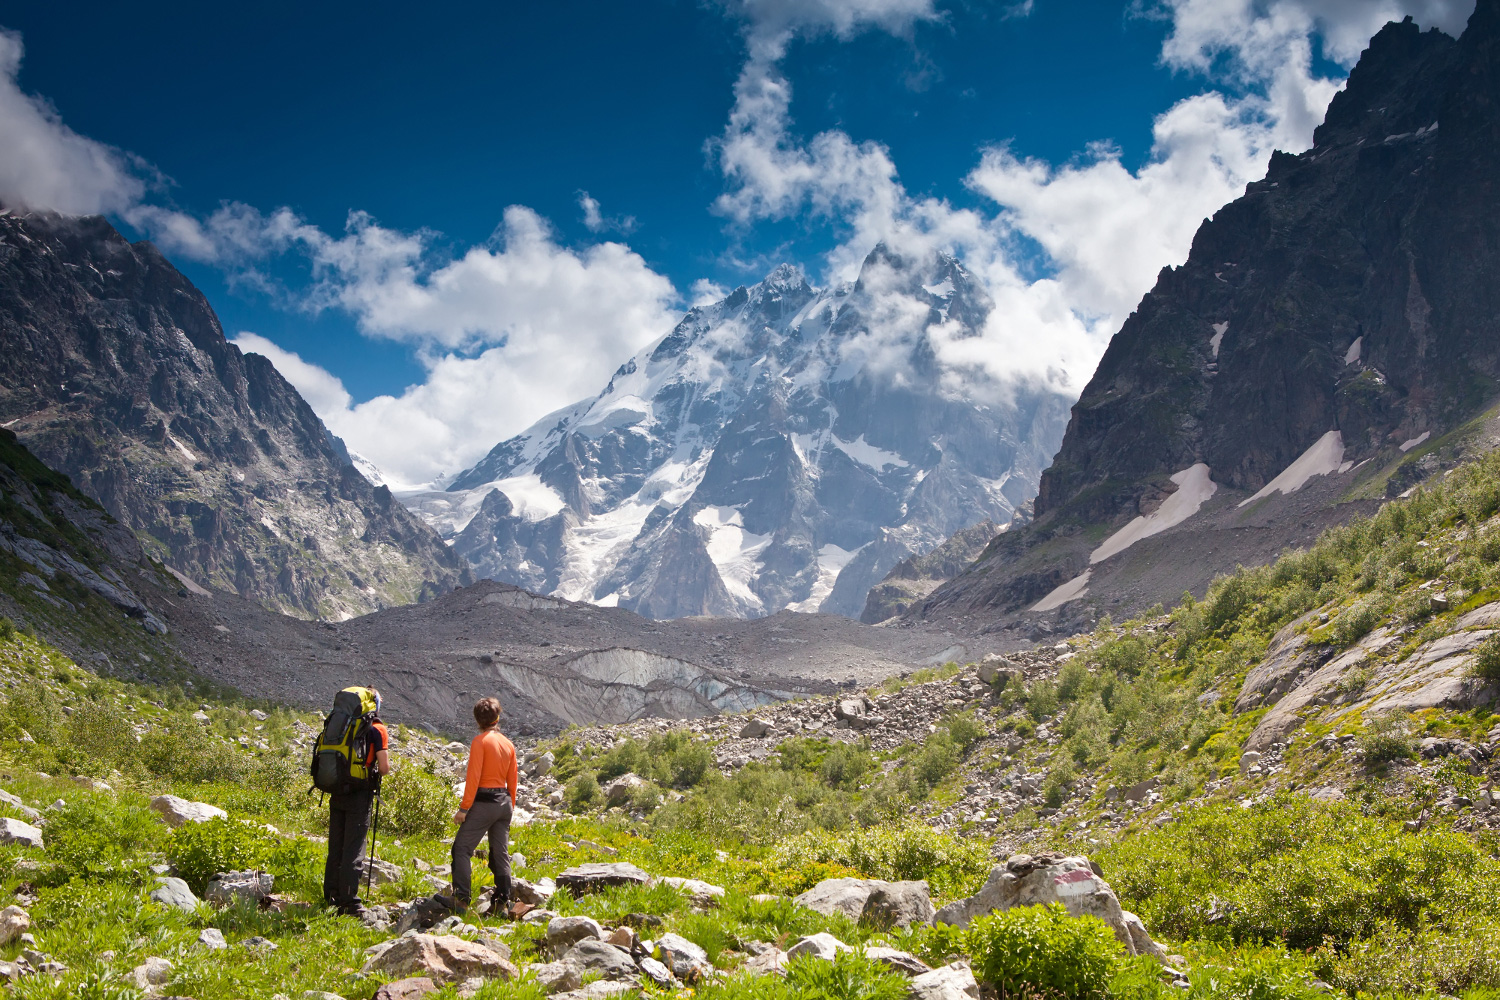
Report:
310,686,390,917
440,696,518,913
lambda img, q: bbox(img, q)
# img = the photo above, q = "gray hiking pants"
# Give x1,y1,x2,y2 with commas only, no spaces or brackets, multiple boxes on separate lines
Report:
451,794,512,905
324,790,372,910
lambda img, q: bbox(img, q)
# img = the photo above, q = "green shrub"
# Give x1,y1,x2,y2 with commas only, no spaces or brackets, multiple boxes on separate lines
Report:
1358,711,1415,767
45,796,165,882
912,731,960,790
967,904,1123,999
770,823,990,898
943,712,987,753
1025,680,1060,721
1098,795,1498,955
65,701,136,772
1327,599,1384,648
782,949,909,1000
670,740,714,788
165,817,279,894
566,773,602,813
137,713,247,784
380,763,453,837
1471,633,1500,681
5,679,65,745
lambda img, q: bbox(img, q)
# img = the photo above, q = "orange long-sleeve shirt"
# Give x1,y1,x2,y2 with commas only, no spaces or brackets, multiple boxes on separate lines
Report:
460,728,518,810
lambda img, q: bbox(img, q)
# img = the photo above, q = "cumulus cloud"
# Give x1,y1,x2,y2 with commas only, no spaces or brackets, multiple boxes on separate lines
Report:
219,208,679,485
0,29,144,214
710,0,1470,398
577,191,636,234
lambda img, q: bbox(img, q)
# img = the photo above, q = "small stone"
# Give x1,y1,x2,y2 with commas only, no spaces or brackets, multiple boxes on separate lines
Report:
197,927,227,949
738,718,772,738
0,906,29,946
0,817,43,849
149,877,200,913
207,870,274,907
555,862,652,894
372,978,439,1000
909,963,980,1000
149,795,227,828
638,955,675,987
241,935,278,951
787,932,851,961
130,956,174,989
546,915,604,951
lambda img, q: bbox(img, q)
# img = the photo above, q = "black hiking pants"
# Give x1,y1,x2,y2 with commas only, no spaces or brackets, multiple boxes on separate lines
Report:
451,794,512,905
324,790,373,911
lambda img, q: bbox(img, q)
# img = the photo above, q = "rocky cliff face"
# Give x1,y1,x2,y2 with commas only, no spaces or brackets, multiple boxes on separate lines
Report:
404,246,1069,619
919,5,1500,629
0,211,469,620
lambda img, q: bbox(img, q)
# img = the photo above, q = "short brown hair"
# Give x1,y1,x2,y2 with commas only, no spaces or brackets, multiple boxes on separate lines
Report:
473,697,501,729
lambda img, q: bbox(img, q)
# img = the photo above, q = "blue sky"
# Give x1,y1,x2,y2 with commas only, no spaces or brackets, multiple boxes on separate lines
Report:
0,0,1475,484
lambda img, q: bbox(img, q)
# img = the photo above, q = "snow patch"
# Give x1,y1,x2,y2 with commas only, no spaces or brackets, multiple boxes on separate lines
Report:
832,434,908,471
922,278,955,298
555,498,656,603
787,542,863,613
166,434,197,463
1399,431,1430,453
1032,570,1091,612
1091,463,1218,564
1239,430,1346,507
1210,322,1227,357
1344,337,1362,365
693,506,770,606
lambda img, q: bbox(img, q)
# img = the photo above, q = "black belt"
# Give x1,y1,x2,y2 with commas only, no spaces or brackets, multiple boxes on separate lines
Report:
473,788,508,803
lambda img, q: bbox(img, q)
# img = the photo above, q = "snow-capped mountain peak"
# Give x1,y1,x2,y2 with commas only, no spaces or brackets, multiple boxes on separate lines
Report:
400,244,1070,619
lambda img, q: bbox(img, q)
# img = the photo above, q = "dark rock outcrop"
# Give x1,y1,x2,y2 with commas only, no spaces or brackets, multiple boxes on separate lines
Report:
0,210,469,619
920,5,1500,626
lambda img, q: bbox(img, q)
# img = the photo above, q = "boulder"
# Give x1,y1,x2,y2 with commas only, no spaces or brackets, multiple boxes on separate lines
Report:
373,978,439,1000
556,862,652,894
602,774,649,805
793,877,886,920
977,656,1021,689
744,949,790,975
934,854,1167,962
362,933,518,983
908,963,980,1000
546,915,604,952
655,932,712,980
559,939,639,982
355,857,403,886
512,876,556,905
661,876,726,908
526,752,555,778
739,718,773,738
0,906,29,946
530,960,583,993
860,881,934,929
638,955,675,987
0,789,41,822
149,877,200,913
1238,751,1262,775
206,870,274,907
0,817,43,849
149,795,227,828
787,932,851,961
863,946,930,976
552,983,638,1000
197,928,227,950
130,956,173,990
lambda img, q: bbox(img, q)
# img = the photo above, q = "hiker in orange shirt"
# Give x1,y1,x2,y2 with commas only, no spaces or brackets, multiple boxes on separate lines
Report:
441,696,518,911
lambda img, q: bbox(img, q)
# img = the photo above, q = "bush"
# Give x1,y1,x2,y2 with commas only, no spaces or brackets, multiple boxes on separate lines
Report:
912,731,960,791
566,773,603,813
770,823,990,898
1358,711,1415,767
1471,633,1500,681
380,764,453,838
967,904,1123,999
1098,795,1498,955
137,713,247,784
45,796,165,882
819,743,872,790
165,817,279,894
944,712,987,753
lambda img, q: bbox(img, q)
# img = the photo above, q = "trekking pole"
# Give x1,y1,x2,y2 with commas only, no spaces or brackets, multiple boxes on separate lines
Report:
366,791,381,899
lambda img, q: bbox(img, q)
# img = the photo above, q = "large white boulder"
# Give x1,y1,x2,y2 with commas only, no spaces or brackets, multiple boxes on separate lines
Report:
0,817,43,849
934,854,1168,963
149,795,227,828
793,877,886,920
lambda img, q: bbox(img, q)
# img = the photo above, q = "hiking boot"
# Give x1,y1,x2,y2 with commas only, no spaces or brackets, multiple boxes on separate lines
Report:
434,893,469,913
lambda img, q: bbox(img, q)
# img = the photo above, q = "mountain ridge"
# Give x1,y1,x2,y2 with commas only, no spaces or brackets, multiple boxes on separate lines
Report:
0,209,470,620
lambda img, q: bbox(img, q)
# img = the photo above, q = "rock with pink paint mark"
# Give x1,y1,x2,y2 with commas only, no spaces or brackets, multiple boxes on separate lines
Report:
933,853,1168,964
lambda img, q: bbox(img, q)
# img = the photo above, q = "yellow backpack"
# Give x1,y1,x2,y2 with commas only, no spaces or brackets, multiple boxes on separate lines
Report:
310,687,380,794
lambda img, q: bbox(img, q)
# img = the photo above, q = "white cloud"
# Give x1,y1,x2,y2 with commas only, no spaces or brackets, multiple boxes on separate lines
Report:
691,278,730,306
576,190,636,235
709,0,1469,399
0,29,144,215
223,208,680,485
